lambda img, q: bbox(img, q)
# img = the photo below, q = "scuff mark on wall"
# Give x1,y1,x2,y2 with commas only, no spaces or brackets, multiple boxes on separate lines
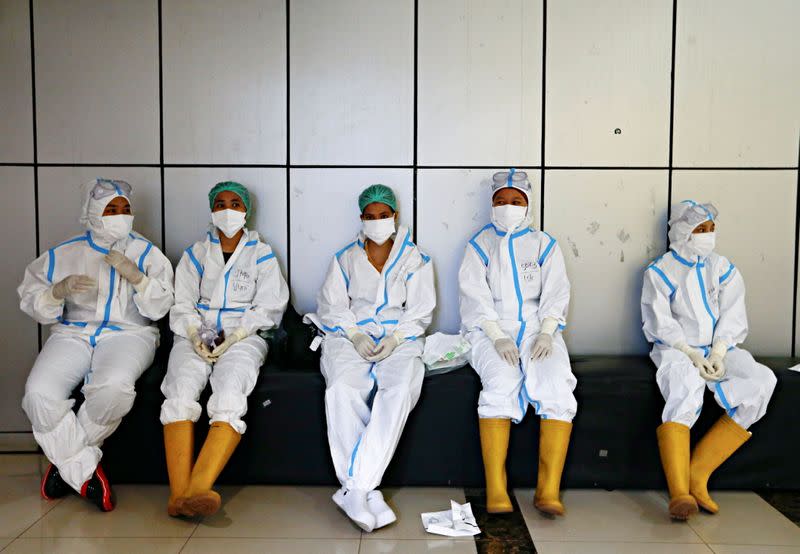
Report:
620,250,625,263
617,229,631,243
567,237,579,258
586,221,600,235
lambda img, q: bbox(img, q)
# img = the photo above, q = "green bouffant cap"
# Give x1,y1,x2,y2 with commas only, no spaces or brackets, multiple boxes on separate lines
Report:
358,184,397,213
208,181,251,215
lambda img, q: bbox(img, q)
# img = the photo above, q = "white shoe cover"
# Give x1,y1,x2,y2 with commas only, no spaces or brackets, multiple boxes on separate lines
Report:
333,488,376,532
367,490,397,528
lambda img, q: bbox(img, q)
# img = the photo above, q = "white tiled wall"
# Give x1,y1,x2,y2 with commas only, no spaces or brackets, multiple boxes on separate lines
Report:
0,167,39,430
289,0,414,165
0,0,798,432
0,0,33,163
544,170,668,355
418,0,542,166
545,0,672,166
672,171,797,355
672,0,800,166
290,169,413,313
162,0,287,164
33,0,160,163
37,167,163,252
164,168,287,269
417,169,541,334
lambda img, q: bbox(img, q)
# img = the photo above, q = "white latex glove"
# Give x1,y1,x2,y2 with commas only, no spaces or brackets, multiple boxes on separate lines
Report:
368,333,401,362
706,340,728,381
347,329,377,360
187,326,215,364
530,334,553,361
481,320,519,368
530,318,558,362
51,274,97,300
104,250,146,290
494,338,520,367
210,327,249,359
676,342,719,381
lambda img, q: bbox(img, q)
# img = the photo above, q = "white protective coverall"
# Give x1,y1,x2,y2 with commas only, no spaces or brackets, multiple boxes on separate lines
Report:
459,185,576,424
642,201,776,430
306,225,435,491
161,228,289,434
18,179,174,491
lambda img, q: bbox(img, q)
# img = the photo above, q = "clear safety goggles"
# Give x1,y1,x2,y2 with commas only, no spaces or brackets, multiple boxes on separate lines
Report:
675,200,718,227
491,168,532,193
90,178,132,200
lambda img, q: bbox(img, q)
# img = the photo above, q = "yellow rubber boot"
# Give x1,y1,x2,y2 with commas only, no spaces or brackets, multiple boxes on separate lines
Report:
479,418,513,513
164,421,194,517
534,419,572,516
690,414,751,514
178,422,241,517
657,422,698,520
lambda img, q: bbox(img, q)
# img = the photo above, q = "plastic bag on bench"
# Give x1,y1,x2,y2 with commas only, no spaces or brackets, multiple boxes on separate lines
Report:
422,333,471,375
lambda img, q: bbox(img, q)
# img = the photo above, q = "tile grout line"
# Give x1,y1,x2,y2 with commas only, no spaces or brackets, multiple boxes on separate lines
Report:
540,0,547,232
3,162,798,170
29,0,42,352
177,516,203,553
285,0,291,285
666,0,677,226
791,137,800,357
157,0,166,251
412,0,418,243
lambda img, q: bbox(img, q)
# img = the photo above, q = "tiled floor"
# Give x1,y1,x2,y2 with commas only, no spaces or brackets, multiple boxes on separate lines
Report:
1,454,798,553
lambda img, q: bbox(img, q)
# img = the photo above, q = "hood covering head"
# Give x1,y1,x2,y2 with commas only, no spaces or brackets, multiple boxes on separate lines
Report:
668,199,718,254
491,168,534,232
79,178,132,237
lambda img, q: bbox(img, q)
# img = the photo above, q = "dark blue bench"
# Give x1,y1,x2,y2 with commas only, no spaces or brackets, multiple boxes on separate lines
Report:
91,310,800,491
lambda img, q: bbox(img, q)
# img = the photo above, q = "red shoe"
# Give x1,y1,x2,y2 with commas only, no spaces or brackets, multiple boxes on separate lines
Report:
80,464,115,512
41,464,72,500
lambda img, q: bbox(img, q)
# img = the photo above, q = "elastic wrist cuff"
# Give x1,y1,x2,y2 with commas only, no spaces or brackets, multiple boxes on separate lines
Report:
674,341,693,354
540,318,558,336
480,320,506,343
711,340,729,357
43,287,64,306
132,275,150,294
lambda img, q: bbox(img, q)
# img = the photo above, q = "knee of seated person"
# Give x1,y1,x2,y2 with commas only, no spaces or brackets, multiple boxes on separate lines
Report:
83,380,136,424
758,367,778,396
207,391,247,416
21,392,74,433
484,372,522,397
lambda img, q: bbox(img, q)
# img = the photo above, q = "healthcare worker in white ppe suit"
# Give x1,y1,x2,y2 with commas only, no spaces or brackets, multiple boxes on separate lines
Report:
458,169,576,517
18,178,174,512
306,184,435,532
161,181,289,518
642,200,776,521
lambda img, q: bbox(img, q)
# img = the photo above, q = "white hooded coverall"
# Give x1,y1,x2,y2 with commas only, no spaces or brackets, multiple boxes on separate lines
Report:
459,220,577,424
160,229,289,434
642,201,776,430
18,180,174,491
307,226,436,491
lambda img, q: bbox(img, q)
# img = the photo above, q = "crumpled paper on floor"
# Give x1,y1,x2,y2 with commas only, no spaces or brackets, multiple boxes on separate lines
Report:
421,500,481,537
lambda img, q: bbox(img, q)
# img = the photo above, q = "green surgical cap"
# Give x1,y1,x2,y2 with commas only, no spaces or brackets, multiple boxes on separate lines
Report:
358,184,397,213
208,181,251,214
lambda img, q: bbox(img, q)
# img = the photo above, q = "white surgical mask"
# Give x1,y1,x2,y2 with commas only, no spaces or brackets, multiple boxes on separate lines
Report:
688,232,716,257
491,205,527,232
363,217,396,245
212,209,246,239
101,214,134,241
